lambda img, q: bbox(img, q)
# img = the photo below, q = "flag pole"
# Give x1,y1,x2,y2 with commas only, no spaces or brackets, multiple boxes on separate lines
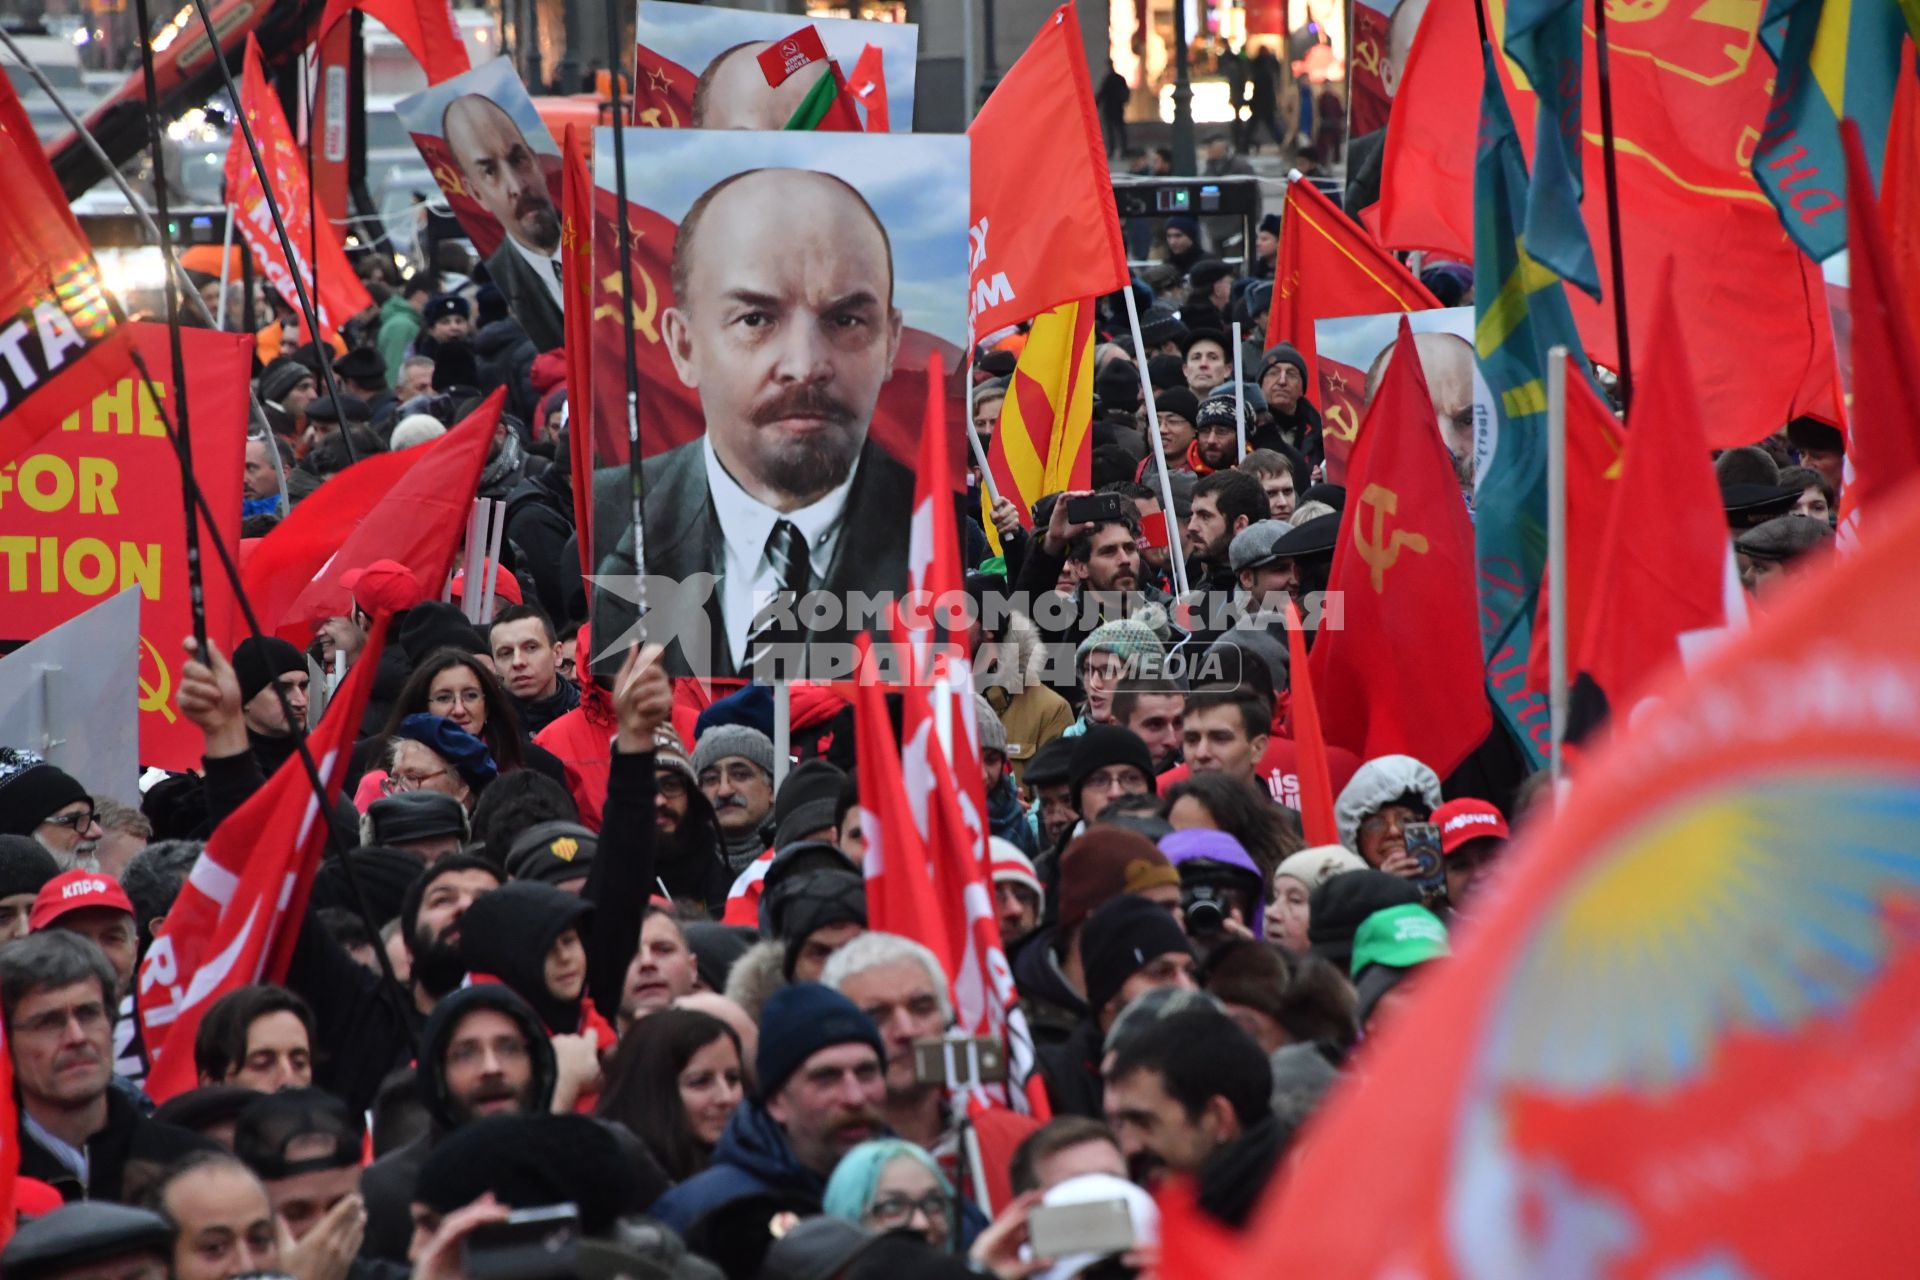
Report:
215,212,235,330
1546,345,1569,781
966,420,1003,505
773,680,791,793
182,0,357,464
603,0,648,655
1121,288,1191,598
132,0,207,656
1591,0,1634,410
1231,320,1246,462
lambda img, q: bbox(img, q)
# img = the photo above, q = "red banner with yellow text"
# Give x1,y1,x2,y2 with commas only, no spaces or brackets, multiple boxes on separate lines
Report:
0,324,250,769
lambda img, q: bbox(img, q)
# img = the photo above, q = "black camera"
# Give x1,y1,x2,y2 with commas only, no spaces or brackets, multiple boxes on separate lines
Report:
1180,883,1232,937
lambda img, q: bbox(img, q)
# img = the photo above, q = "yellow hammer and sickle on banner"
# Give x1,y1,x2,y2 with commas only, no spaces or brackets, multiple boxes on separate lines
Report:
138,635,176,724
594,258,660,343
432,162,471,200
1323,402,1362,443
1354,483,1429,592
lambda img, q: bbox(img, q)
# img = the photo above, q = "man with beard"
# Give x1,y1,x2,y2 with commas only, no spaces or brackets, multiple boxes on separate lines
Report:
359,983,558,1261
652,983,886,1233
3,931,206,1202
442,95,563,350
648,728,732,915
1191,395,1248,473
1185,470,1266,621
823,933,954,1154
635,168,916,677
1103,1007,1288,1226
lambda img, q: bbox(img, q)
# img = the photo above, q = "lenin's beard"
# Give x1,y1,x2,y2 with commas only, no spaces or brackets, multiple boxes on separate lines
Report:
514,193,561,254
746,383,865,502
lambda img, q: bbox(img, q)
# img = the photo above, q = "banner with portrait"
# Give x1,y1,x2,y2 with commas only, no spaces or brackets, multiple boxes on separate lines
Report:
587,128,968,681
0,324,250,770
631,0,919,132
1313,305,1488,486
397,59,566,349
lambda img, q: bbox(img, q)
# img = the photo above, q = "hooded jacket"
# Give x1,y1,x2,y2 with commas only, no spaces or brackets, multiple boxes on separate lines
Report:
458,882,596,1036
650,1099,827,1235
360,985,559,1261
978,612,1075,785
1334,754,1445,850
376,292,423,382
1007,923,1089,1050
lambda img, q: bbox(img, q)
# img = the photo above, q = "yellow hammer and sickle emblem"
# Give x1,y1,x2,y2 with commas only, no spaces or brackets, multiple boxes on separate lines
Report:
1323,402,1362,443
594,257,660,343
1354,483,1429,593
432,162,471,200
138,635,176,724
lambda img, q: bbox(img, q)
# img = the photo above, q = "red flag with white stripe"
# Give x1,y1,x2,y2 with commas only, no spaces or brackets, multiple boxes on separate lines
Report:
892,357,1048,1117
857,635,952,961
136,615,392,1101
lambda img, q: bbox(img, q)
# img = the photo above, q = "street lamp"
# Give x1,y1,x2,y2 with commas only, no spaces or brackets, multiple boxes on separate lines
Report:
1170,0,1196,174
978,0,1000,111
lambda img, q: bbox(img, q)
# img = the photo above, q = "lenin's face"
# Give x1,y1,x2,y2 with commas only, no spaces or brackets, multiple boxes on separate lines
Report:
446,97,561,255
699,43,832,130
663,169,904,509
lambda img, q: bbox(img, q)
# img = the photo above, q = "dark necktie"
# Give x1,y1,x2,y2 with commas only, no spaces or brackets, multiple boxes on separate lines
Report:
551,258,564,285
746,520,812,663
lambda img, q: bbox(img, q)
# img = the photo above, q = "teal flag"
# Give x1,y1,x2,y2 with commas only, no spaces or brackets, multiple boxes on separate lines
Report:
1503,0,1599,296
1473,43,1593,770
1755,0,1909,260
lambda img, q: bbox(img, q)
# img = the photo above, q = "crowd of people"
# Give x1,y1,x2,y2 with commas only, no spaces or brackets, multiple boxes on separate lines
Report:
0,33,1855,1280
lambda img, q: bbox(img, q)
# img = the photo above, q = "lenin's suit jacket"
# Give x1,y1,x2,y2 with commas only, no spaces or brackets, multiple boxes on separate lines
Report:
486,240,565,351
590,435,914,678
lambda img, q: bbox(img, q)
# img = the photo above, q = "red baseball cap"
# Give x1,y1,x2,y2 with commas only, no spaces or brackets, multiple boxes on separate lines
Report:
342,559,425,617
1432,799,1510,855
31,869,135,930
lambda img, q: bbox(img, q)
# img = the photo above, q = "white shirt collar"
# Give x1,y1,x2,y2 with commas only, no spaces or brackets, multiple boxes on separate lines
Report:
703,436,861,667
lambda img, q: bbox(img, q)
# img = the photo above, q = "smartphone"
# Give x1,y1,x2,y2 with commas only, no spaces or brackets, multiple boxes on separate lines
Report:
1026,1199,1136,1261
1402,822,1448,902
462,1203,580,1280
912,1035,1008,1088
1064,492,1126,525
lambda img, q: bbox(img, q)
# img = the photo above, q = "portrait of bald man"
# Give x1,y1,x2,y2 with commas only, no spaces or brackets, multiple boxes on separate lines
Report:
1363,329,1478,473
442,94,564,349
691,40,837,130
601,166,916,679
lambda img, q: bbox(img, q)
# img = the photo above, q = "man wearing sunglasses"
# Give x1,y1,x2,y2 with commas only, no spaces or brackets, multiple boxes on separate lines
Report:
0,748,101,871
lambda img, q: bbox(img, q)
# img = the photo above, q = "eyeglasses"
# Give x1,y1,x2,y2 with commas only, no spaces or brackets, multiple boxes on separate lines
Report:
15,1000,108,1039
40,808,96,833
656,773,688,799
699,762,765,789
868,1192,950,1228
1360,805,1426,835
428,689,486,711
385,769,451,794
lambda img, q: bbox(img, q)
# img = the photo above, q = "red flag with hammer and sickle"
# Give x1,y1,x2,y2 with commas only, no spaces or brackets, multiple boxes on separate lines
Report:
1309,315,1488,777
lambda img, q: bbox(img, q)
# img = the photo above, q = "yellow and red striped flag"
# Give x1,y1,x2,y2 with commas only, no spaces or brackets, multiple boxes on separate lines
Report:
985,300,1094,529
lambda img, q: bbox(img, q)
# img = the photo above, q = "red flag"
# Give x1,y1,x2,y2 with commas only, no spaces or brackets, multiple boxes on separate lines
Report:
137,614,392,1101
318,0,468,84
0,70,124,469
1359,0,1474,258
1526,361,1625,692
1573,287,1746,730
1270,175,1439,393
224,38,372,345
1365,3,1840,444
562,124,595,585
1837,117,1920,534
856,636,952,962
1883,45,1920,359
846,43,889,131
1309,316,1489,776
238,392,503,641
1284,599,1338,847
1233,477,1920,1280
966,2,1129,344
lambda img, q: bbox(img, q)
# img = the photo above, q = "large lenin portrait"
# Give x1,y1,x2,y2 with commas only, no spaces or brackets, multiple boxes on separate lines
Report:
589,129,970,680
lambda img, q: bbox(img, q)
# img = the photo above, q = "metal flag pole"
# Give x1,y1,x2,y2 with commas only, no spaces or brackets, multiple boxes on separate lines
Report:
1231,319,1246,462
1121,287,1190,598
1591,0,1634,411
131,0,206,655
216,211,235,330
181,0,356,464
1546,345,1569,780
603,0,647,651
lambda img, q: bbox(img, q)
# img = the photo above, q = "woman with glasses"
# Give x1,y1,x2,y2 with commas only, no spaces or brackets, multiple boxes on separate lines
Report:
822,1139,957,1254
356,648,566,797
